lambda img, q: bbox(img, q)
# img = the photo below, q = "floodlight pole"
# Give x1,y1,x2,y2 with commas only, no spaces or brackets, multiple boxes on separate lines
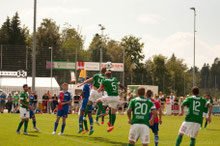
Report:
32,0,37,91
190,7,196,87
49,47,53,92
98,24,105,72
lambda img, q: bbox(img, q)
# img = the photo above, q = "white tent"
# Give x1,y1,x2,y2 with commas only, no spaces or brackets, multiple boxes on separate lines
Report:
0,77,60,100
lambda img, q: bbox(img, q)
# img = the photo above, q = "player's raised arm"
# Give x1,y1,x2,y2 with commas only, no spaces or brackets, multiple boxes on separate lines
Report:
77,77,94,87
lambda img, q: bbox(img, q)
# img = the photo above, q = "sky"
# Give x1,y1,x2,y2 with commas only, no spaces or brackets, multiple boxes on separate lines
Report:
0,0,220,68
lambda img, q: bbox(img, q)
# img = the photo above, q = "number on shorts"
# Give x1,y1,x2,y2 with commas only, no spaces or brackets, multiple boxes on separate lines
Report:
134,102,148,115
193,101,201,112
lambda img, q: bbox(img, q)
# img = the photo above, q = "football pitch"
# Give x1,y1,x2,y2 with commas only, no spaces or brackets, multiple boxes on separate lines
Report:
0,114,219,146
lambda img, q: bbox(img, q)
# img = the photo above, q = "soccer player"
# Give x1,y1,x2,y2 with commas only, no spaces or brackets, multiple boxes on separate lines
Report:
77,67,107,119
16,84,32,135
176,86,212,146
96,71,121,132
202,94,213,129
127,87,156,146
52,83,72,135
146,90,162,146
78,81,94,135
28,87,39,131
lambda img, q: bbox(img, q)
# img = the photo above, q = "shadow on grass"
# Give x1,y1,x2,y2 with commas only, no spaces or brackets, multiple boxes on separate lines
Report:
206,128,220,131
28,131,40,133
64,134,127,146
25,134,39,137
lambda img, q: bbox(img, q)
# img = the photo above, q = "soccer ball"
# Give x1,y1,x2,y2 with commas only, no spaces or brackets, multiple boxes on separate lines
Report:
105,61,112,70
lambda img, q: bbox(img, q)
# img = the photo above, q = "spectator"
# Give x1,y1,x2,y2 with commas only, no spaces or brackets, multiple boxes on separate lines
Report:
159,91,164,99
118,93,125,114
42,93,48,113
13,92,20,113
170,92,175,104
0,92,7,113
52,94,58,112
127,93,134,103
172,96,179,115
166,96,172,115
159,93,166,114
33,92,38,110
6,93,13,113
73,93,81,114
46,90,52,114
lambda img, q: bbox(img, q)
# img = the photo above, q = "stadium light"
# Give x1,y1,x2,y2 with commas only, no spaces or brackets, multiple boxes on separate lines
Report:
190,7,196,87
98,24,105,72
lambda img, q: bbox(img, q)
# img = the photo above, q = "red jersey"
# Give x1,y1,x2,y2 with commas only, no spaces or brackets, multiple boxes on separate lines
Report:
150,98,161,123
58,92,64,110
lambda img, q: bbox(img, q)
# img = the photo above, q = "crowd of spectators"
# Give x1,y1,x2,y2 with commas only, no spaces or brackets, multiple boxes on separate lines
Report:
0,90,220,115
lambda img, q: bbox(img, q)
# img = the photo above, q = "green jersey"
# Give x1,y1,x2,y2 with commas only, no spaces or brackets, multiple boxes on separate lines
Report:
92,73,105,89
182,96,209,124
129,97,156,126
20,91,29,109
13,95,19,104
102,77,120,96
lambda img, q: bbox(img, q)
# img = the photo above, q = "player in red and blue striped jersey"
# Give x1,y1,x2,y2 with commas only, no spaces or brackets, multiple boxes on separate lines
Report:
52,83,72,135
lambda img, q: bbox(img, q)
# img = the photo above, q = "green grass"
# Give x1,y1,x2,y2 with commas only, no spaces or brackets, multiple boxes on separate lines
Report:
0,113,220,146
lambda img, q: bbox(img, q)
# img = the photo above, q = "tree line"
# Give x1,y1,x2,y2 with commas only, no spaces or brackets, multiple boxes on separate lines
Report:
0,12,219,97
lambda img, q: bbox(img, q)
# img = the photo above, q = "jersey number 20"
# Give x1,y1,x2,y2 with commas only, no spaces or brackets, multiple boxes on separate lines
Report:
134,103,148,115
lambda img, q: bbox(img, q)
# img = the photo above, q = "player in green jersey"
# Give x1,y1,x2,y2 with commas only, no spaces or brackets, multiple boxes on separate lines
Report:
77,67,107,127
96,71,123,132
176,86,212,146
127,87,156,146
16,84,32,135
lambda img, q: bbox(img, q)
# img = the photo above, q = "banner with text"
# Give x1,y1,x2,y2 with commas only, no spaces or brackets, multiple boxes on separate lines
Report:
46,61,76,70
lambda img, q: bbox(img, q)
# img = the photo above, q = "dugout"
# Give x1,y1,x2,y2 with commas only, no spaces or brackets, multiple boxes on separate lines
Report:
0,77,60,99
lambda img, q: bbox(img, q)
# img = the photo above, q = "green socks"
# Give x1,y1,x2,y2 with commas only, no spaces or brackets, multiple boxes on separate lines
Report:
84,104,91,118
84,119,88,130
175,135,183,146
96,107,101,121
97,102,104,113
204,121,208,128
111,114,116,126
17,121,24,132
109,108,112,123
24,121,28,132
127,143,134,146
190,138,196,146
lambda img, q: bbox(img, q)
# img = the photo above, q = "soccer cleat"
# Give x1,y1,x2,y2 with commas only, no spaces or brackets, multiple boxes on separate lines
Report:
98,113,108,118
107,126,114,132
58,132,64,135
82,130,89,134
52,131,56,135
78,128,84,134
89,129,94,135
16,131,21,135
95,120,101,126
23,132,29,135
34,127,40,132
107,122,111,127
101,121,104,124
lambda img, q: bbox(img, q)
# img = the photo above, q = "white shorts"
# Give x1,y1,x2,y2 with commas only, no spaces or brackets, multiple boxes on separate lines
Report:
102,91,108,106
20,107,30,119
89,89,102,102
179,121,200,138
100,96,119,109
128,124,150,144
203,112,209,118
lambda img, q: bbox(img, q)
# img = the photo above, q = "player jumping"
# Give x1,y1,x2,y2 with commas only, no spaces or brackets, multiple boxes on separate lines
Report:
16,84,32,135
127,87,156,146
146,90,162,146
52,83,72,135
77,67,107,122
78,81,94,135
96,71,121,132
176,86,212,146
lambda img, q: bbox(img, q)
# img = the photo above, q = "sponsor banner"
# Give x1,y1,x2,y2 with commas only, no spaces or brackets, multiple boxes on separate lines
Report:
102,63,124,72
84,62,100,71
46,61,76,70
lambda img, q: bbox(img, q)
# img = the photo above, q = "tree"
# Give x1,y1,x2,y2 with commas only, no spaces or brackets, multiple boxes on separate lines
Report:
121,35,145,85
88,33,110,62
0,17,11,44
106,40,123,63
